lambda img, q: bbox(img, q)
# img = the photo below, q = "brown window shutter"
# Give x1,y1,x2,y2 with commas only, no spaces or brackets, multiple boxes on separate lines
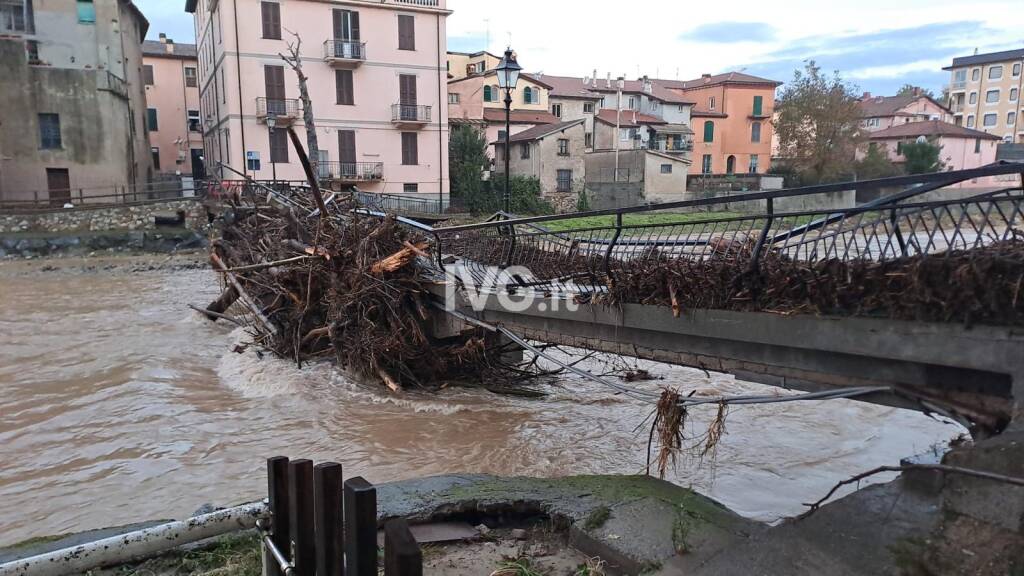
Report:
398,15,414,50
402,132,418,165
261,2,280,39
336,70,353,105
270,129,289,163
338,130,356,164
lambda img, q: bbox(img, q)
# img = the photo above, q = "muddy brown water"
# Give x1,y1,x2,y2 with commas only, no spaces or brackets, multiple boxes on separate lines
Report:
0,256,961,546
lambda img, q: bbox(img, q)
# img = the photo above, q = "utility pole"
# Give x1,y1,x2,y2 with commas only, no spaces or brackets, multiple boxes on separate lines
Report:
613,76,624,183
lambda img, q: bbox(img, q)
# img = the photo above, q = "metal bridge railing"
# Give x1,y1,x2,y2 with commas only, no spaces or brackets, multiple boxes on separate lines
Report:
353,190,449,215
428,163,1024,296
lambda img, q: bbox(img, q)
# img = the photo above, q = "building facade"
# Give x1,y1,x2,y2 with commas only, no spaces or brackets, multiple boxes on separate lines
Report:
446,49,498,81
185,0,451,198
944,48,1023,143
857,91,950,132
492,119,585,207
142,34,203,179
0,0,152,204
663,72,781,176
866,120,1001,188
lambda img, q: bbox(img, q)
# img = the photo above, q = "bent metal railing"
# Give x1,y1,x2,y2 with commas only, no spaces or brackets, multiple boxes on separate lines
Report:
408,163,1024,297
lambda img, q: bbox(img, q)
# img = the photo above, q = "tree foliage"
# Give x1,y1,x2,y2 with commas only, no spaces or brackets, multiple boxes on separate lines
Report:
449,124,491,206
901,140,944,174
856,144,901,180
896,84,935,99
774,61,865,185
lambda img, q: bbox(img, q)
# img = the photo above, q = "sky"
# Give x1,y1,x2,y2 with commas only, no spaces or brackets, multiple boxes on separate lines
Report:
138,0,1024,96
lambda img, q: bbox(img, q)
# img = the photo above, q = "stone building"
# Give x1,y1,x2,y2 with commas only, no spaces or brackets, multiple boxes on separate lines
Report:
492,119,586,209
0,0,152,204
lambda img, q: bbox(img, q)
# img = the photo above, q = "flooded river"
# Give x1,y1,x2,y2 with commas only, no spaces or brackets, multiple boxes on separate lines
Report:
0,256,961,546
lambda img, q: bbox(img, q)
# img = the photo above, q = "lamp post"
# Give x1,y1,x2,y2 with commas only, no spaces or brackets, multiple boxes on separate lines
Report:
495,47,521,214
266,114,278,185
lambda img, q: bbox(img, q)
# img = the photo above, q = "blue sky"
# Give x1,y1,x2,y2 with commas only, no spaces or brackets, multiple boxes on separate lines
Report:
139,0,1024,96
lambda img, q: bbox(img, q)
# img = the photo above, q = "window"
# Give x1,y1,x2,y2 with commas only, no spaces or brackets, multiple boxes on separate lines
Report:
269,129,288,162
660,164,672,174
448,93,460,104
497,129,507,142
151,147,161,171
986,90,999,104
752,95,763,116
628,96,637,110
77,0,94,23
584,132,593,147
401,132,418,165
703,120,714,142
650,100,658,112
556,169,572,192
188,109,200,132
246,151,261,172
1010,88,1019,102
708,96,716,110
619,128,634,142
583,102,595,114
522,86,534,104
954,69,967,83
967,115,975,128
988,65,1003,80
969,92,977,105
185,66,197,88
974,138,981,153
335,69,354,105
146,108,158,131
749,154,759,174
397,14,415,50
483,85,495,102
143,64,154,86
38,113,61,149
983,113,997,127
1009,111,1017,126
557,138,569,156
261,2,281,40
26,39,38,62
971,68,980,81
751,121,761,143
552,103,562,118
701,154,712,174
403,183,419,194
221,68,227,102
520,142,530,159
1014,63,1022,77
1,0,33,32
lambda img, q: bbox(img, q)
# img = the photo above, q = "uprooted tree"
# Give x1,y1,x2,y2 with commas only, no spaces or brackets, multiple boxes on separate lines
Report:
279,30,319,172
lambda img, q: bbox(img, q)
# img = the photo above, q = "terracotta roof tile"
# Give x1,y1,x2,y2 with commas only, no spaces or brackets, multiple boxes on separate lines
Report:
661,71,782,90
869,120,1001,140
594,109,666,127
482,109,560,124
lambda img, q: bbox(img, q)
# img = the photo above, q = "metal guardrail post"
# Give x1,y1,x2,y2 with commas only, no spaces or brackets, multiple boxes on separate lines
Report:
890,207,908,257
384,519,422,576
266,456,291,576
604,212,623,282
288,459,316,576
344,477,378,576
314,463,344,576
749,198,774,269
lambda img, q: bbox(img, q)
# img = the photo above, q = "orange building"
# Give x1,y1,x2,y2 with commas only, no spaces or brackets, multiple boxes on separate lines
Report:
663,72,781,175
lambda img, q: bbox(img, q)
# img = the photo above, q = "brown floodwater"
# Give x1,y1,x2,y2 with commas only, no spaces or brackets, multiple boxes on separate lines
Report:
0,256,961,546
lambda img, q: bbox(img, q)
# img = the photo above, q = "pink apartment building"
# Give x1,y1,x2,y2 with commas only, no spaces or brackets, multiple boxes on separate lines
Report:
142,35,204,179
184,0,450,198
865,120,1001,188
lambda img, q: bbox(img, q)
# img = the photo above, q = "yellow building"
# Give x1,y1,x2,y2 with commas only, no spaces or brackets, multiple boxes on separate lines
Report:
944,48,1023,143
446,50,500,81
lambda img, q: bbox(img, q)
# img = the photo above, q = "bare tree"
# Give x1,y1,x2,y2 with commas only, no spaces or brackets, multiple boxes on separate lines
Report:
279,30,319,172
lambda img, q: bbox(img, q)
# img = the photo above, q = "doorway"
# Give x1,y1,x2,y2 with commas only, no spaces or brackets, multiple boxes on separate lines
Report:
46,168,70,206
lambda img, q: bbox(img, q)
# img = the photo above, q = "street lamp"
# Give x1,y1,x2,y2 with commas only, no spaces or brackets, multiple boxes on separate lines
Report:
266,113,278,185
495,47,521,214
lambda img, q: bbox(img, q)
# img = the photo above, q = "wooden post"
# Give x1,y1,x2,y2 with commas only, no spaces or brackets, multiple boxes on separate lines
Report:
384,519,422,576
288,459,316,576
344,477,377,576
266,456,291,576
314,463,344,576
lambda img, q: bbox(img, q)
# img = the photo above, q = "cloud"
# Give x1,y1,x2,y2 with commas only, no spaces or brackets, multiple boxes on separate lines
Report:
679,22,776,43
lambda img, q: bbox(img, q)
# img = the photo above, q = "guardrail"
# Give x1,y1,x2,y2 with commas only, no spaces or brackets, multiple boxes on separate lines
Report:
353,190,449,215
323,39,366,61
319,161,384,182
424,163,1024,296
391,104,431,123
0,181,206,211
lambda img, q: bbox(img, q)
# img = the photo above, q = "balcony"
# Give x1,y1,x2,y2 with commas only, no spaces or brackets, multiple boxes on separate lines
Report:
323,39,366,68
951,80,967,91
951,102,965,114
650,140,694,153
256,97,300,126
391,0,440,6
319,161,384,183
391,104,431,128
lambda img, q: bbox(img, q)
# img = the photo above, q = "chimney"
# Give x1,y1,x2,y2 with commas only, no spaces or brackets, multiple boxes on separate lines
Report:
166,38,174,53
861,91,871,100
159,33,167,43
912,87,921,96
606,72,611,89
592,69,597,88
642,75,652,94
701,73,711,84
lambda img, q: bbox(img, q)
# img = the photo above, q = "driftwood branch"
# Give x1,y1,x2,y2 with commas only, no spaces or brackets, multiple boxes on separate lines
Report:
799,463,1024,519
219,255,315,273
189,304,243,326
211,252,279,336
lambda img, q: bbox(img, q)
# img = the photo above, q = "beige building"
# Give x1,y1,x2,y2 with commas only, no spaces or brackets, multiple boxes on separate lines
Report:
185,0,451,198
0,0,152,204
857,91,950,132
142,35,204,179
944,48,1023,142
446,50,499,81
492,119,586,207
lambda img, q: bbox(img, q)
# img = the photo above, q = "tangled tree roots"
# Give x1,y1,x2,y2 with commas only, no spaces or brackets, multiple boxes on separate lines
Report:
207,192,521,391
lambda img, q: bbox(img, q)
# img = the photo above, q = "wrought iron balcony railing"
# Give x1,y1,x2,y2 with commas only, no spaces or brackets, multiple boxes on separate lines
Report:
318,161,384,182
391,0,439,6
650,140,694,152
256,97,300,121
323,40,366,65
391,104,431,124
